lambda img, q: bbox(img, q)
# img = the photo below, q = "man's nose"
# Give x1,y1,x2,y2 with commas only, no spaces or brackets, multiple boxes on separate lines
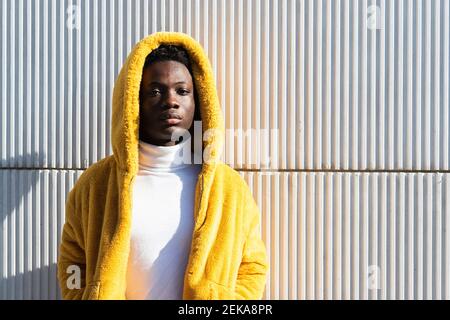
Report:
162,90,180,108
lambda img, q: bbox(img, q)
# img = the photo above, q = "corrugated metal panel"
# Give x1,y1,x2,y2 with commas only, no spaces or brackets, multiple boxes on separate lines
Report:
1,0,450,300
0,169,83,300
0,0,448,170
241,172,450,300
2,170,449,300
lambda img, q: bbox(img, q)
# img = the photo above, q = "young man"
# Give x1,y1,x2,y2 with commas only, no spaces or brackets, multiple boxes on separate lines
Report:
57,31,268,300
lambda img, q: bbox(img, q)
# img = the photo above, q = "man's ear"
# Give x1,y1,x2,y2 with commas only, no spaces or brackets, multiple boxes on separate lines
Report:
188,105,199,139
193,90,201,121
194,106,201,121
138,83,144,105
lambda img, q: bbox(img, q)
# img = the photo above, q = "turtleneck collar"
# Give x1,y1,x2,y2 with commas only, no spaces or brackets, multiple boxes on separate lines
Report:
138,136,194,172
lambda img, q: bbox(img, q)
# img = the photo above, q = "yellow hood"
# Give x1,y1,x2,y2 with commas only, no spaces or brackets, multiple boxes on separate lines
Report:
111,31,225,174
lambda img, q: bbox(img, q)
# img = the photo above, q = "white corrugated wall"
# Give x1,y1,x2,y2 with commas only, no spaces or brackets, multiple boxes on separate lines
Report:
0,0,449,300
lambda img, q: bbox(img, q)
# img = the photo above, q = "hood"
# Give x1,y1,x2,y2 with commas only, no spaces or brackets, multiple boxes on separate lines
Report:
111,31,225,175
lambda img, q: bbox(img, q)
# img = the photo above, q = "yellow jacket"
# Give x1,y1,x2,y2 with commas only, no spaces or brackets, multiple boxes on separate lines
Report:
57,31,269,300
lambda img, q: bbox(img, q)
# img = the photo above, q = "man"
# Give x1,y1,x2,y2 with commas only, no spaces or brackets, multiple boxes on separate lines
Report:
57,31,268,300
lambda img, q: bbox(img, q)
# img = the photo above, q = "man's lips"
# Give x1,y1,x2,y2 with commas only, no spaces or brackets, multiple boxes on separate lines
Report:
162,118,182,125
159,112,183,125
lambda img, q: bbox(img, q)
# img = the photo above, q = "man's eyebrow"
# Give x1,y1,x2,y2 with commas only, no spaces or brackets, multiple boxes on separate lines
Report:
148,81,188,86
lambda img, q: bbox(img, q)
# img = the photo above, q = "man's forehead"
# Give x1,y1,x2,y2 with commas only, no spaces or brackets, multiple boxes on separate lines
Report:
142,62,193,85
146,60,190,74
148,80,189,86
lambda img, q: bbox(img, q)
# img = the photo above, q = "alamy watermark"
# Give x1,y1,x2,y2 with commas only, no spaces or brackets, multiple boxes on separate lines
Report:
66,4,81,30
367,5,383,30
165,120,280,168
66,264,81,290
368,265,381,290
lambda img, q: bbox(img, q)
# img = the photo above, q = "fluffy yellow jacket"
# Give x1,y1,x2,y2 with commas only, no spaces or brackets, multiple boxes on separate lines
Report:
57,31,269,300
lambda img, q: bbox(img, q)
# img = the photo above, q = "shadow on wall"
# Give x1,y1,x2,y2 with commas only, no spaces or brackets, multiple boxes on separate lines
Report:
0,154,62,300
0,264,60,300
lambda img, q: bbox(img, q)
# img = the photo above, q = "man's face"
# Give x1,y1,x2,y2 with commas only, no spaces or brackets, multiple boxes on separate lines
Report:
139,60,196,146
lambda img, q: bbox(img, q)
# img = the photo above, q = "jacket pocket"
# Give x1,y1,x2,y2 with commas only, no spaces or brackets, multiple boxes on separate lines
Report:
82,280,101,300
207,280,236,300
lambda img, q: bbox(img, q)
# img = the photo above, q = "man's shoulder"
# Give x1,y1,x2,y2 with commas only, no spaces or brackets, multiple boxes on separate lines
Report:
215,163,260,218
215,162,250,189
71,155,117,192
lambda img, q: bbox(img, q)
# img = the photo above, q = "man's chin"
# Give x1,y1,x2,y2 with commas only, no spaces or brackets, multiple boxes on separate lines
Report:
164,126,190,139
159,126,191,142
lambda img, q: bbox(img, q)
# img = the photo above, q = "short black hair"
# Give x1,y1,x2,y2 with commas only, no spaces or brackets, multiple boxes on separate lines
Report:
143,44,201,121
143,44,193,73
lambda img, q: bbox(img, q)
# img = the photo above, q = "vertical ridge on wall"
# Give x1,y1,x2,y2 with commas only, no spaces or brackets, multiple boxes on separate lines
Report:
1,0,6,160
82,0,89,168
405,0,412,170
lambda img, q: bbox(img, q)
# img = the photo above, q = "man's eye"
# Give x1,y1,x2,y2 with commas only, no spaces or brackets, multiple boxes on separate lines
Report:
149,89,160,96
178,89,190,95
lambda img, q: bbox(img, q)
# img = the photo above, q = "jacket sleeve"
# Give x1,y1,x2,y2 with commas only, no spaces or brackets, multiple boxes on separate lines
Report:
234,190,269,300
57,194,87,299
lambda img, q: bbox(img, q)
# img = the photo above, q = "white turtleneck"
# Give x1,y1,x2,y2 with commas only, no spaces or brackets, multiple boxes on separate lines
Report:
125,136,202,300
